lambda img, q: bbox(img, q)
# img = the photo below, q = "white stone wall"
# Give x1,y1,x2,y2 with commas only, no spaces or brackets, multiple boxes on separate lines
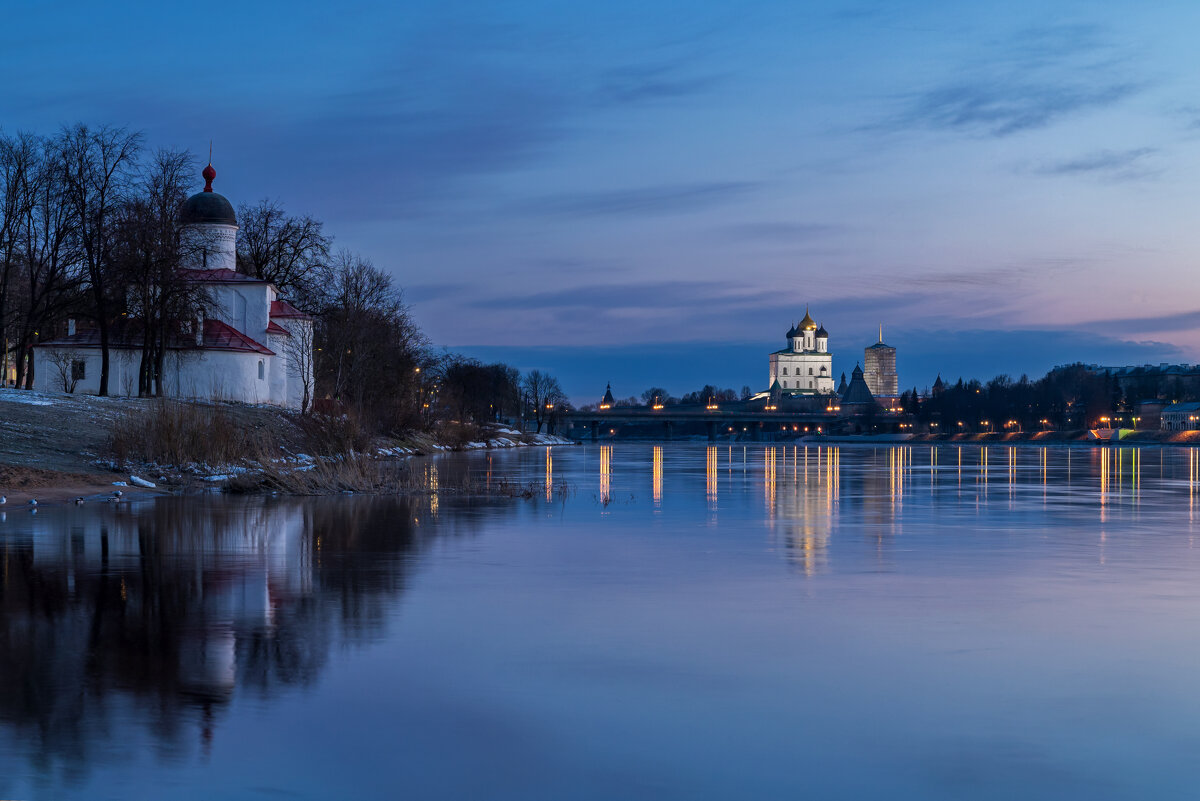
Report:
189,224,238,272
32,346,300,408
210,283,274,340
769,351,835,394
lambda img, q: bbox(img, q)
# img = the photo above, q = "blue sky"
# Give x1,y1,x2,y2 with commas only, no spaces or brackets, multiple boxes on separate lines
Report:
5,0,1200,401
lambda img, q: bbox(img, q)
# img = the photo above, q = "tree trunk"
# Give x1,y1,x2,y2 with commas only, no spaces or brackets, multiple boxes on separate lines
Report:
96,311,110,396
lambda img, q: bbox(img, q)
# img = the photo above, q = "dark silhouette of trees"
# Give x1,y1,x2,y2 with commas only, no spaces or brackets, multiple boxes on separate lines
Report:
57,124,142,396
523,369,566,433
236,199,330,302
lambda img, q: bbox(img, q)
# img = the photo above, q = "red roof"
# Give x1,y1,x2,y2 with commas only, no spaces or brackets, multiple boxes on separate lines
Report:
36,318,275,356
270,299,311,319
203,319,275,354
266,320,292,337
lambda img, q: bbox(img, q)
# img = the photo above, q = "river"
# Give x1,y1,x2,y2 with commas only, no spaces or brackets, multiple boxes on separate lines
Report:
2,443,1200,800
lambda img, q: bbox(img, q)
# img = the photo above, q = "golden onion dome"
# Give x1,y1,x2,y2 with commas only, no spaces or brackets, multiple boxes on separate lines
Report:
800,307,817,330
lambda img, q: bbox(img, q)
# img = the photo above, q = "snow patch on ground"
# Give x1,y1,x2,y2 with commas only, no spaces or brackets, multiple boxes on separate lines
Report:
0,389,53,406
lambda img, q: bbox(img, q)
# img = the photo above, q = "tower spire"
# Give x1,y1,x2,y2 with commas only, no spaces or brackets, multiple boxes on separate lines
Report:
878,323,883,343
202,141,216,192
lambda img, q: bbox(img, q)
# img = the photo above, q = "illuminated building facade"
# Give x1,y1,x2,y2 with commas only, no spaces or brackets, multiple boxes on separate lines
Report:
768,308,835,395
863,326,898,398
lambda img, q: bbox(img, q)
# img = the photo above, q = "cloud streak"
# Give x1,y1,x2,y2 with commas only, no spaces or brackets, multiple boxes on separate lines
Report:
898,79,1141,138
880,22,1145,138
519,181,761,218
1027,147,1158,180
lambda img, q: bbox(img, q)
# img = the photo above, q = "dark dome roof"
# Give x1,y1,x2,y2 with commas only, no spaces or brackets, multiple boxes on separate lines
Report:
181,191,236,226
816,325,828,337
786,325,799,338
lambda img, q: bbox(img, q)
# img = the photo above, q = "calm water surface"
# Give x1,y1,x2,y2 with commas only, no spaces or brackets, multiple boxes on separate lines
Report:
4,444,1200,800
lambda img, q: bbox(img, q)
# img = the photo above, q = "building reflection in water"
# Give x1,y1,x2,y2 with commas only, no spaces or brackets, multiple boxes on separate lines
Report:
766,445,839,576
1191,449,1200,523
0,495,448,777
545,447,554,502
652,446,664,508
706,446,719,511
599,445,612,504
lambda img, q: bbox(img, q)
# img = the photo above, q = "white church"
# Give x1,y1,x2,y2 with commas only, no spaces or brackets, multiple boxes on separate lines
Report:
33,163,313,409
767,308,836,395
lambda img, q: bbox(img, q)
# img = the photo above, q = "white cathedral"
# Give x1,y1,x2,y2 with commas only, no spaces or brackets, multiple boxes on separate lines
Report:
33,163,313,409
767,308,835,395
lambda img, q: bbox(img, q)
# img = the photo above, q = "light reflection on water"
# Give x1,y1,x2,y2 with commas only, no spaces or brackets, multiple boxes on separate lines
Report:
4,444,1200,800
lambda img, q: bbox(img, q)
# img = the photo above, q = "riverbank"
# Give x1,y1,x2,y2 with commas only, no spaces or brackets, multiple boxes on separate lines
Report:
0,388,572,501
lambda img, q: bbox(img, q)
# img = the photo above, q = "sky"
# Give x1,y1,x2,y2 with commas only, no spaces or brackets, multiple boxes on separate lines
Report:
4,0,1200,402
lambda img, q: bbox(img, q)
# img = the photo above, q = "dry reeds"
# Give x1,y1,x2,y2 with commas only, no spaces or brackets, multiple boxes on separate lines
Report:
107,400,272,466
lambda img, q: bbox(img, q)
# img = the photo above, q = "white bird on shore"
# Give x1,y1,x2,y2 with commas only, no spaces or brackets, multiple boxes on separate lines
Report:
112,490,123,498
74,497,84,505
28,499,37,506
0,495,5,505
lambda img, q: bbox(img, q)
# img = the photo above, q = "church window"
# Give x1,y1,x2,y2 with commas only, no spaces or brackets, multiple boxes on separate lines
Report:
782,380,787,388
258,360,265,380
808,368,813,375
809,380,813,388
782,367,788,375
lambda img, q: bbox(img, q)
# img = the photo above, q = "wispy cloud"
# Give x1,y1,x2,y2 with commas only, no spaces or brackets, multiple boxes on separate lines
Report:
1079,308,1200,334
898,80,1140,137
596,62,725,105
1026,147,1158,180
519,181,761,218
881,22,1144,138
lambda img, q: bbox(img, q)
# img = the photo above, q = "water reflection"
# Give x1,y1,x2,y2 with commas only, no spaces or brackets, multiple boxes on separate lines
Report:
652,446,663,507
0,495,447,779
9,444,1200,799
706,446,719,510
768,446,839,576
599,445,612,504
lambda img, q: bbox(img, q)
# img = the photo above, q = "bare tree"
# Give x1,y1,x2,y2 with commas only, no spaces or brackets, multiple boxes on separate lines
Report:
282,319,315,413
523,369,566,433
56,124,142,395
313,249,428,427
47,349,83,393
236,199,330,302
10,135,84,389
0,133,41,388
112,148,215,396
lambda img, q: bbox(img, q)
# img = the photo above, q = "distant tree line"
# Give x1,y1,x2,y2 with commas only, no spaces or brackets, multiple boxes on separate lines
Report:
0,123,570,436
898,363,1191,431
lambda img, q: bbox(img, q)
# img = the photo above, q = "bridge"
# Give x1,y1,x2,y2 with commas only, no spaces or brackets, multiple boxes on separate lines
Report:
562,402,893,441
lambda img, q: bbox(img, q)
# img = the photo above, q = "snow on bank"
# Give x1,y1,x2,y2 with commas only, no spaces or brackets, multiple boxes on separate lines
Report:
375,432,573,458
0,389,53,406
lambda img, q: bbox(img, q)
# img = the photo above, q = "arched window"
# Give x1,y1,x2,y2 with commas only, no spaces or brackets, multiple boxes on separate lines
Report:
782,367,788,375
782,380,788,388
808,368,813,375
258,360,265,380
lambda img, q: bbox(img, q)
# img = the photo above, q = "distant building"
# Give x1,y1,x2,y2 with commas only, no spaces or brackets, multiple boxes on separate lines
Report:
839,364,877,411
863,326,898,398
767,308,835,395
1161,402,1200,431
599,383,615,409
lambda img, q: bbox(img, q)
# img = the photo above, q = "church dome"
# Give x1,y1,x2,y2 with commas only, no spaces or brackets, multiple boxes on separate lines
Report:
799,308,817,330
786,324,799,338
180,163,236,226
816,324,828,338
